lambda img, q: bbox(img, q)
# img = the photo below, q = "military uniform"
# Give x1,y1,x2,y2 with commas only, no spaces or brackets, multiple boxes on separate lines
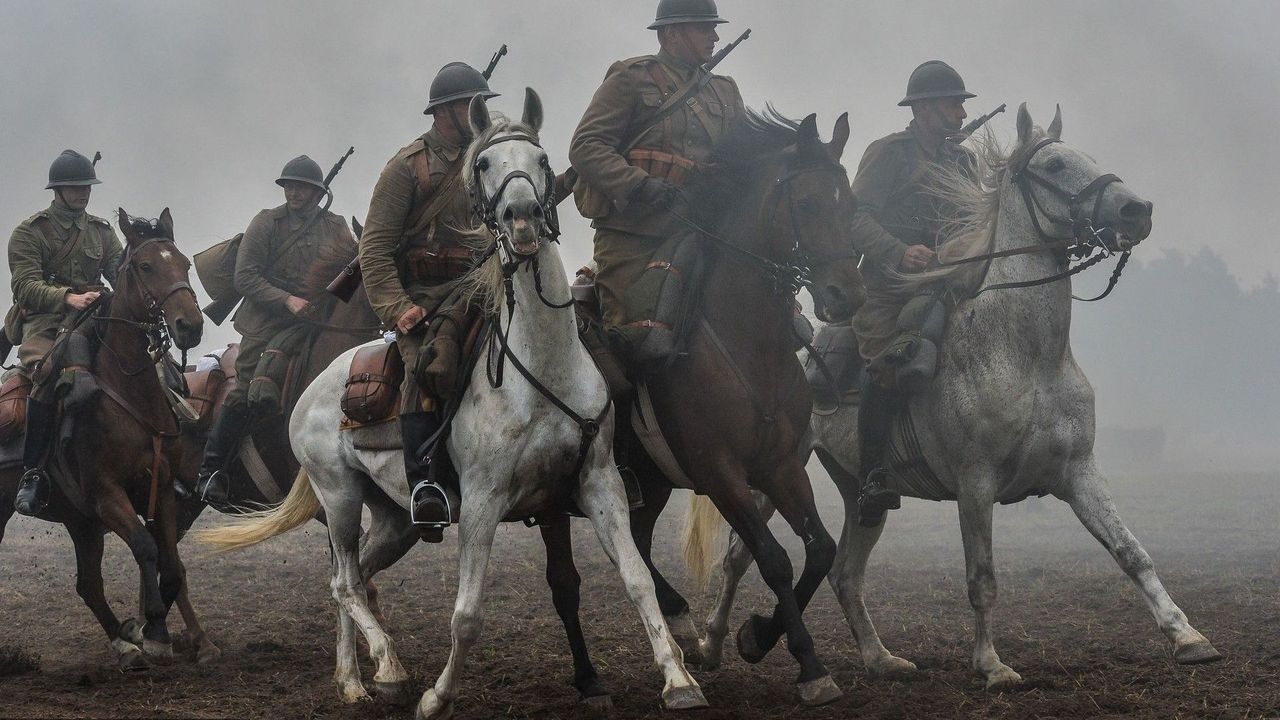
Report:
849,121,976,361
360,125,478,411
8,204,122,369
569,48,743,327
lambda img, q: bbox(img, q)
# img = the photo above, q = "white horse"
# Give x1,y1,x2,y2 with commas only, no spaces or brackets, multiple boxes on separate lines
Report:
695,104,1221,688
199,89,705,718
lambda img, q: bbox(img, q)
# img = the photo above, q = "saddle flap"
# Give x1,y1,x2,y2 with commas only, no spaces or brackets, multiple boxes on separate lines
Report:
341,342,403,426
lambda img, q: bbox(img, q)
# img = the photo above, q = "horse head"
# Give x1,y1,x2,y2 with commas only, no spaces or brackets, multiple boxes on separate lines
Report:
115,208,203,350
1012,104,1153,252
466,88,556,261
772,113,866,322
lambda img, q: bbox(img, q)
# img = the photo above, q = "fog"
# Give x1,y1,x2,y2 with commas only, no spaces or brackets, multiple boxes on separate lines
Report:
1,0,1276,468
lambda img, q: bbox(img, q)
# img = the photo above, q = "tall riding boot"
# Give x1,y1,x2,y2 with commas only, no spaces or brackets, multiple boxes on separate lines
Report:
14,397,57,516
401,410,453,542
857,374,901,527
195,402,252,508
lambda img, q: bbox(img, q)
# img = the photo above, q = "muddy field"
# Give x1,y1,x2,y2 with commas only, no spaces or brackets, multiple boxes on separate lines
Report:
1,468,1277,719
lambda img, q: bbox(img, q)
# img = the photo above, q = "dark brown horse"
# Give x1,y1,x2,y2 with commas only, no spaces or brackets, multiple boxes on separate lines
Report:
554,110,866,705
0,209,206,670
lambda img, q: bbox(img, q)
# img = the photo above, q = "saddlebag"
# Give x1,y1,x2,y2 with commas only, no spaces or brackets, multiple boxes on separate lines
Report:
341,342,403,426
0,372,31,443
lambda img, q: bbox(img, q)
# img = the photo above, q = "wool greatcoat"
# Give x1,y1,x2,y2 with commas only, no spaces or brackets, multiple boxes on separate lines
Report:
7,202,122,369
569,48,743,327
359,126,478,411
850,120,976,361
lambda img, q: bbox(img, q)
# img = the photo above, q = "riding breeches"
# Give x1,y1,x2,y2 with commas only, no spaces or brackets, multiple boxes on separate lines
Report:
591,228,665,327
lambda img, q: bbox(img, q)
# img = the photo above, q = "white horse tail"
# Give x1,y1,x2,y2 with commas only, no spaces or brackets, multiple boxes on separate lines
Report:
682,493,727,589
195,470,321,552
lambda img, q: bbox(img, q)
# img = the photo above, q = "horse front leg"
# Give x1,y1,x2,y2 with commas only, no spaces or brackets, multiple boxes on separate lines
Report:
539,518,611,709
627,478,703,663
578,462,707,711
173,576,222,664
699,492,772,670
956,478,1021,690
66,519,146,671
1059,459,1221,664
817,447,916,678
95,480,173,662
416,496,503,720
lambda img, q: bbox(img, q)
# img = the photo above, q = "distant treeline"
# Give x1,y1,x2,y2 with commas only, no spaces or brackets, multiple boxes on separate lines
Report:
1072,248,1280,467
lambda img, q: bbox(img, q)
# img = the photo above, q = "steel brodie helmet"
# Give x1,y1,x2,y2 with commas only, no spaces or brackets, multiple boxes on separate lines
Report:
648,0,728,29
899,60,976,107
45,149,101,189
275,155,326,191
423,62,499,114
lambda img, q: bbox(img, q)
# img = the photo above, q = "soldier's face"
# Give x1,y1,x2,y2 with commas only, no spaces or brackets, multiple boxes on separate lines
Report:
281,181,323,212
664,23,719,65
55,186,91,212
924,98,968,132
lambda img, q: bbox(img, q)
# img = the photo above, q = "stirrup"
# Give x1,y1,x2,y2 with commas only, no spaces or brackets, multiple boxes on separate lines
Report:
196,469,231,508
857,469,901,526
409,481,453,529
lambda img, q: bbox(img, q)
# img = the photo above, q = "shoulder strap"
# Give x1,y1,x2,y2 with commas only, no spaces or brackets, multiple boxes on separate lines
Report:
403,151,465,242
644,64,676,154
620,65,711,156
34,219,83,279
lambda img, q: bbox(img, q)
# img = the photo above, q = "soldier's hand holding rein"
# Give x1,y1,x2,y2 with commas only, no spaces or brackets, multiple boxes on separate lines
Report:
629,177,680,211
397,305,427,334
285,295,311,316
64,290,100,310
900,244,935,272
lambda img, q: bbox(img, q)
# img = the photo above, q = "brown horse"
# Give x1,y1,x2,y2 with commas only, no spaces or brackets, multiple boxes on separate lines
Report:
560,110,866,705
0,208,206,670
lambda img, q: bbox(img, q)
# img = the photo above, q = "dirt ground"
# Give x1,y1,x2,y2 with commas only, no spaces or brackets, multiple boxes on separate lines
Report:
1,468,1277,719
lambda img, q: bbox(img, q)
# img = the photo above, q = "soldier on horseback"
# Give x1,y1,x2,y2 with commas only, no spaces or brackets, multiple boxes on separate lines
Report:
358,61,497,539
568,0,743,354
9,150,123,516
849,60,979,524
194,156,354,505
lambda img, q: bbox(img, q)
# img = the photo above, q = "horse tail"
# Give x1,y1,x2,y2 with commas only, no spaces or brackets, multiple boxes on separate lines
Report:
682,493,727,590
194,469,321,552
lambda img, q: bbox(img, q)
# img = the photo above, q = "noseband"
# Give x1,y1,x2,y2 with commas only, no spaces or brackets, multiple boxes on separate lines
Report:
100,236,197,366
469,132,561,263
1013,137,1122,252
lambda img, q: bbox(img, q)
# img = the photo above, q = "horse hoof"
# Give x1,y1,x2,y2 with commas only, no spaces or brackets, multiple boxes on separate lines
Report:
579,693,613,713
1174,639,1223,665
142,640,174,663
984,666,1023,691
868,654,918,679
415,689,454,720
196,641,222,665
374,680,416,706
735,614,773,665
119,619,144,646
696,637,723,671
797,674,843,706
661,684,709,711
111,639,147,672
337,682,370,704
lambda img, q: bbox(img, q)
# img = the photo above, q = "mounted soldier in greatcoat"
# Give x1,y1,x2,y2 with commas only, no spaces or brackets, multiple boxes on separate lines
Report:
568,0,744,358
194,157,354,505
849,60,979,524
8,150,123,516
358,61,497,540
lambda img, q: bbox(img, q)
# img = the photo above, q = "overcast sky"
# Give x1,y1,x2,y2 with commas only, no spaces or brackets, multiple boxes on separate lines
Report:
1,0,1276,351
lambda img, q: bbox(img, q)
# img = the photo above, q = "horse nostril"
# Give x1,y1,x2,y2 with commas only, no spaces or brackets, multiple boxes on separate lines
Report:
503,208,515,223
1120,200,1151,219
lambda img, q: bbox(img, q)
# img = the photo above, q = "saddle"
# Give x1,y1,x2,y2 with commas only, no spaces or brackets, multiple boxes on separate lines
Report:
182,345,239,435
0,372,31,444
804,323,865,415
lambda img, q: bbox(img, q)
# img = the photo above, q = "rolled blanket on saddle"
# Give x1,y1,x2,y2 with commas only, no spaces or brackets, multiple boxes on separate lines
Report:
246,324,314,416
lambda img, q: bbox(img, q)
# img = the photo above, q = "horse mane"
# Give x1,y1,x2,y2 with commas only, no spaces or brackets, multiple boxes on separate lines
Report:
458,114,524,314
124,215,172,241
885,126,1054,295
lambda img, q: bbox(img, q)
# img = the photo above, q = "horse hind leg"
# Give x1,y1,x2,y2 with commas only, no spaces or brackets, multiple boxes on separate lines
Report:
699,492,772,671
1059,461,1221,664
577,464,706,711
817,447,917,678
956,481,1022,690
539,518,610,709
357,486,419,629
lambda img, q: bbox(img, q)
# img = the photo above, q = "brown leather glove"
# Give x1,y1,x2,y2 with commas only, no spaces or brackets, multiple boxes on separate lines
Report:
628,177,680,211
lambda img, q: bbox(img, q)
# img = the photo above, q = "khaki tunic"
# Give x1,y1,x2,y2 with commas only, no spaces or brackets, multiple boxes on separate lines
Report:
569,49,743,325
850,122,976,360
7,203,122,368
227,203,353,406
359,127,478,409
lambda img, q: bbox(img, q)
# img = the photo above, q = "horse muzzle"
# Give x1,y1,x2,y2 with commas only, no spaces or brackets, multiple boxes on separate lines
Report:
500,199,548,256
170,315,204,351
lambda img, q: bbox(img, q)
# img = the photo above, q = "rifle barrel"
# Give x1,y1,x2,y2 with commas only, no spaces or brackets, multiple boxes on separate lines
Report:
324,146,355,188
707,29,751,72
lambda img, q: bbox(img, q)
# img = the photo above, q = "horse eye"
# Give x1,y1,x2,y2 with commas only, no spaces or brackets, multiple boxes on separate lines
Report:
539,155,550,167
1046,158,1066,173
139,263,153,273
477,158,490,172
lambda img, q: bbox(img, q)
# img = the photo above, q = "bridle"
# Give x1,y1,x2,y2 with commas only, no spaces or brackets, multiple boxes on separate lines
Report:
96,236,197,371
470,131,562,264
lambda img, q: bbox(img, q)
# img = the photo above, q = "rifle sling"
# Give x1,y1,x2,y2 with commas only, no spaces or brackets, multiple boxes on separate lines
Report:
402,148,464,246
620,65,711,156
35,220,101,286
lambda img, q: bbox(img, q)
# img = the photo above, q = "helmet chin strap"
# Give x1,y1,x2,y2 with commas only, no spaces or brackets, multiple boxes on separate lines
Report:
445,104,474,143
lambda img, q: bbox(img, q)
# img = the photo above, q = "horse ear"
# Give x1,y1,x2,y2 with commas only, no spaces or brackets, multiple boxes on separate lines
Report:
158,208,174,240
116,208,134,242
468,94,491,137
1016,102,1033,145
828,112,851,161
798,113,820,156
522,88,543,133
1047,104,1063,140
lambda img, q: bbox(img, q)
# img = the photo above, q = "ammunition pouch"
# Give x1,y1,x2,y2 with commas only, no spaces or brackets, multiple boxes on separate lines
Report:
613,232,705,365
883,294,947,393
341,342,404,426
804,323,864,412
404,246,474,283
0,372,32,444
626,149,696,186
571,176,614,221
3,305,25,346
